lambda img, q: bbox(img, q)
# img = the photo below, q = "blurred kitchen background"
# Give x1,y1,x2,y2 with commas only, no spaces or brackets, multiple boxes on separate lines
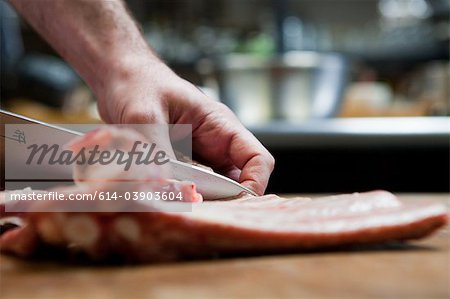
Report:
1,0,449,193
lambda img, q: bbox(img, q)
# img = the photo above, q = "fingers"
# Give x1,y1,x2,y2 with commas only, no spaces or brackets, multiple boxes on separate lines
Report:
123,110,176,160
193,102,275,196
229,131,275,196
112,78,275,196
138,125,176,160
221,165,241,182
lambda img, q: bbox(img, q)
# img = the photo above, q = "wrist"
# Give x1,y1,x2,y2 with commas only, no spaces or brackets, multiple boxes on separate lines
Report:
93,52,175,124
90,48,166,97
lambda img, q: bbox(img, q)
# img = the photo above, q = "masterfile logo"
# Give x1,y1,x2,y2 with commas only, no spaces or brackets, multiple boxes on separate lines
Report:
26,141,170,171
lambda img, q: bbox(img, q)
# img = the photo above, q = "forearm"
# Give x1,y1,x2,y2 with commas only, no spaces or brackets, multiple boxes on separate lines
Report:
9,0,161,94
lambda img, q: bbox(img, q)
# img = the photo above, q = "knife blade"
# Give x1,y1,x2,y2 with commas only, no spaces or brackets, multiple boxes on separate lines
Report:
1,109,256,199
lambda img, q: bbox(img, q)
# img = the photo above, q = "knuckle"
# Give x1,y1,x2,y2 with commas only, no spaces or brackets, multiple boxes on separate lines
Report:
265,152,275,170
215,102,233,115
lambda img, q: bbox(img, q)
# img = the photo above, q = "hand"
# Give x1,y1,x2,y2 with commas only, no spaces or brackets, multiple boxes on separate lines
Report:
8,0,274,194
95,58,274,195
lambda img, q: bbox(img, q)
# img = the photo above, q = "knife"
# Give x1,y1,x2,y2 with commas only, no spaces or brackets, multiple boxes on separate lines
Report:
1,109,256,199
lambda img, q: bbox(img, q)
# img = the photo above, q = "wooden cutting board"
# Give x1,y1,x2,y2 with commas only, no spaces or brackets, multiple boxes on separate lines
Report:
1,194,449,299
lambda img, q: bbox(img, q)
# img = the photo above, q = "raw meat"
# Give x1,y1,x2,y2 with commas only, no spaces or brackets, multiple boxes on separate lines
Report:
0,190,447,263
67,126,204,203
0,127,447,263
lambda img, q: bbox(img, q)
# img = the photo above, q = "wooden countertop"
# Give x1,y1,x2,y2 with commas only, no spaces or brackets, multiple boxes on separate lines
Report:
1,194,449,299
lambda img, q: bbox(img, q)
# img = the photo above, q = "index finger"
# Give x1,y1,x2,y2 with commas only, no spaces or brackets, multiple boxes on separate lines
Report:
228,130,275,195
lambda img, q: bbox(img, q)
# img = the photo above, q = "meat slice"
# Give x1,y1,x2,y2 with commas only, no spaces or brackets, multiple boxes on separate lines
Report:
66,126,203,203
0,191,447,263
67,127,168,185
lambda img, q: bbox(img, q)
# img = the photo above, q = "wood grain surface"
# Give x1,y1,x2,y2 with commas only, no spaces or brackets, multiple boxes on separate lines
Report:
1,194,449,299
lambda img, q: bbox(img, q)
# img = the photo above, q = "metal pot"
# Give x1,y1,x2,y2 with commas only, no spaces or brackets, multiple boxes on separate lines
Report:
214,51,349,125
